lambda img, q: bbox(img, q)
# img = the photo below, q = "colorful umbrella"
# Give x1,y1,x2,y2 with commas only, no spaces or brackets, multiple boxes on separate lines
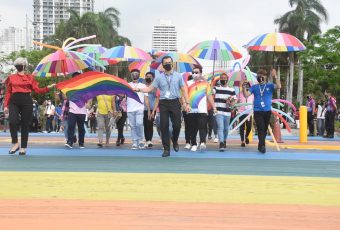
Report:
33,50,102,77
101,46,153,62
80,46,119,67
56,71,142,107
227,67,257,87
150,53,201,73
128,61,154,78
206,69,227,82
244,32,306,52
188,39,242,78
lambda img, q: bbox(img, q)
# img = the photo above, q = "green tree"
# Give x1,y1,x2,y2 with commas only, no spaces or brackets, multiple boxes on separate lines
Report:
274,0,328,105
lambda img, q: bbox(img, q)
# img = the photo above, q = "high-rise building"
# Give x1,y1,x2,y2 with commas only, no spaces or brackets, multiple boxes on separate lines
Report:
33,0,94,44
0,27,33,55
152,19,177,52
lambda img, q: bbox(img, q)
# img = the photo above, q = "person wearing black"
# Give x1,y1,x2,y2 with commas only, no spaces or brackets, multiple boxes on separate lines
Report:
143,72,157,148
324,92,337,138
306,94,316,136
243,69,281,154
135,56,191,157
113,94,127,146
4,57,55,155
31,99,39,132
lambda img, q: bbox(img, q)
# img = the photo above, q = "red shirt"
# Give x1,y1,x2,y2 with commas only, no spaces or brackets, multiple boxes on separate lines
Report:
4,73,49,107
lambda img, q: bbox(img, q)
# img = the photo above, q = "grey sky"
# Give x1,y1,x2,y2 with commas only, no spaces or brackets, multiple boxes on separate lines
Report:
0,0,339,53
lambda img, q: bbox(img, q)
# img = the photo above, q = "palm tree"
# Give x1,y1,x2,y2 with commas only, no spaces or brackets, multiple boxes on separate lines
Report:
274,0,328,105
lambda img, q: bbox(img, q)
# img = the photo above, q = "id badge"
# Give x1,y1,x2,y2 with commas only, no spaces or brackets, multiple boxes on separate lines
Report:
165,91,170,98
261,101,265,108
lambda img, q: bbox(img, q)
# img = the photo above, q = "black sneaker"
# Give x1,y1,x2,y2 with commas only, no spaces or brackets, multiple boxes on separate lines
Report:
259,146,266,154
241,143,246,147
79,144,85,149
97,143,103,148
223,141,227,148
219,142,225,152
245,137,249,144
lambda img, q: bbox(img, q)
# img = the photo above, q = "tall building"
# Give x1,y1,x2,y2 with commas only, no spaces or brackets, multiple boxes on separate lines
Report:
33,0,94,43
152,19,177,52
0,27,33,55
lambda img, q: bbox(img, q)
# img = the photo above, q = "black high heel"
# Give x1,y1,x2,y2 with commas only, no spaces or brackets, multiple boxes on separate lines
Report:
9,147,19,155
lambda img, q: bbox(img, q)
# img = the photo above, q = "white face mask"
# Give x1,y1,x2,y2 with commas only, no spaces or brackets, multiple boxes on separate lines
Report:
192,73,200,80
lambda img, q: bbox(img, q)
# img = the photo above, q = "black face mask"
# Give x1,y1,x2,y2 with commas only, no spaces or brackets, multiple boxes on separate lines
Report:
220,80,227,85
163,63,172,71
145,78,152,84
257,75,265,84
15,65,24,72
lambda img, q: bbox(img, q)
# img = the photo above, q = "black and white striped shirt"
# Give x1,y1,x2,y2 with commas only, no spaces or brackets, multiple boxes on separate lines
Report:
213,86,237,116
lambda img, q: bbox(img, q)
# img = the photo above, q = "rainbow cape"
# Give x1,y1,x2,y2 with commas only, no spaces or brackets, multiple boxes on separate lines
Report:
56,71,142,107
188,81,210,109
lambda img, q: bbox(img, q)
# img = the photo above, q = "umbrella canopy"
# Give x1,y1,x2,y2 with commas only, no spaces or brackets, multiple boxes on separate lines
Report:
206,69,228,82
244,32,306,52
80,46,119,66
128,61,154,78
101,46,153,62
227,67,257,87
151,53,201,73
188,39,243,61
33,50,102,77
56,71,141,107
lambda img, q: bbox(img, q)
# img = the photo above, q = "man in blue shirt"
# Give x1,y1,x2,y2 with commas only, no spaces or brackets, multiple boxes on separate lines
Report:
243,69,281,154
135,56,191,157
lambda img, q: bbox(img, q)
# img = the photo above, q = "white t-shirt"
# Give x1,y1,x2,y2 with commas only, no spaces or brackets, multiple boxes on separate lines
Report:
187,79,212,114
317,105,326,119
45,104,55,115
127,82,147,112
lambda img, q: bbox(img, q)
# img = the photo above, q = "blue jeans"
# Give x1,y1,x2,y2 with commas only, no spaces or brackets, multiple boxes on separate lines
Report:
216,114,231,143
128,110,144,145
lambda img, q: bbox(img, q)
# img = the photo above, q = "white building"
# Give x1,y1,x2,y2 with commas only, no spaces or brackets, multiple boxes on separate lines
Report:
152,19,177,52
0,27,33,55
33,0,94,44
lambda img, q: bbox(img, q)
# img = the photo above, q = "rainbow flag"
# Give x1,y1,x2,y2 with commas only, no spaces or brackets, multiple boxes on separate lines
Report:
188,81,211,109
56,71,142,107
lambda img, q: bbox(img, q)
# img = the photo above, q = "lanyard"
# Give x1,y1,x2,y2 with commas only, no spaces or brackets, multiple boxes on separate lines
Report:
259,84,267,97
164,74,172,91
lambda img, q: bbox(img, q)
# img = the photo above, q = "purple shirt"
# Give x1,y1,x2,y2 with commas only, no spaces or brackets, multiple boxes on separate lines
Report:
327,97,337,112
307,98,315,112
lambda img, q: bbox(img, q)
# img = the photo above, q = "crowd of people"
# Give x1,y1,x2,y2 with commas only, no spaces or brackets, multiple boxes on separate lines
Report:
1,56,338,156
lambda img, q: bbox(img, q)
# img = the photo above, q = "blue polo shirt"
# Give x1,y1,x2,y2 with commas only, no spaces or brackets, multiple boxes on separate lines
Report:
152,71,184,100
249,83,275,111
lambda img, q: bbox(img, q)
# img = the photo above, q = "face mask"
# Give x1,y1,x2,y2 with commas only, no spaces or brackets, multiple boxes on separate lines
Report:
145,78,152,84
220,80,227,85
192,73,200,80
307,96,310,100
257,75,265,84
163,63,172,71
131,72,139,80
15,65,24,72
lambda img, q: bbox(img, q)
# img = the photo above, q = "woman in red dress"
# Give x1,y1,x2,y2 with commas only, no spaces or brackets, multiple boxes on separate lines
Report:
4,57,55,155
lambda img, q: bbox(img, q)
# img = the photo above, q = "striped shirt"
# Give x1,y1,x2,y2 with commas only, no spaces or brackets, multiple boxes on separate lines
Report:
213,86,237,116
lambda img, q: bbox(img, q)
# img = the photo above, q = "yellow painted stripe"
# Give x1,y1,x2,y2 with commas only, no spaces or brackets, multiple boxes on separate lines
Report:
0,172,340,206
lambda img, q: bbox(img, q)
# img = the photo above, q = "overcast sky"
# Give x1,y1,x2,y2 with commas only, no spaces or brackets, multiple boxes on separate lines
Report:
0,0,339,53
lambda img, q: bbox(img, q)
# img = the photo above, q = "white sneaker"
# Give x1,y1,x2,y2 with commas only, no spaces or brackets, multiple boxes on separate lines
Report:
184,143,191,149
146,141,153,148
138,143,145,149
213,137,218,143
64,143,72,149
199,143,206,151
131,144,137,150
191,145,197,152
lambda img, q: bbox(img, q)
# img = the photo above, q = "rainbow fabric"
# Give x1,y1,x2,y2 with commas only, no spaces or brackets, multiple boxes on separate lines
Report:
56,71,141,107
188,81,211,109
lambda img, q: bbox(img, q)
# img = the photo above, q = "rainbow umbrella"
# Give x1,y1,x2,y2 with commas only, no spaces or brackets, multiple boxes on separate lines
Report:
101,46,152,62
150,53,201,73
244,32,306,52
227,67,257,87
206,69,228,82
128,61,154,78
188,39,242,78
33,50,103,77
80,46,119,67
56,71,141,107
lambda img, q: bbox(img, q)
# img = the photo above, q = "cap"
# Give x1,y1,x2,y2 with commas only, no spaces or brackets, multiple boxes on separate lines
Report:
13,57,28,66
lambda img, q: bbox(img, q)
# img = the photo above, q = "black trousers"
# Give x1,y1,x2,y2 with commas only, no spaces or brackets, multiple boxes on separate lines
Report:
182,111,191,144
325,111,335,136
143,110,154,141
207,109,217,137
307,111,314,135
67,112,86,146
31,116,39,132
187,113,208,146
239,114,252,142
254,111,271,148
117,111,127,139
159,99,181,151
46,115,54,132
9,93,32,148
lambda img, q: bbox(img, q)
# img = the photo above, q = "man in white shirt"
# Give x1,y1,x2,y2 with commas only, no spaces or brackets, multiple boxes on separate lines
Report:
127,69,149,149
44,99,55,133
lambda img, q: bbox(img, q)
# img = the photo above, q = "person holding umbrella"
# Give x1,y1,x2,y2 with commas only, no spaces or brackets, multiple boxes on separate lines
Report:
243,69,281,154
135,56,191,157
4,57,55,155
